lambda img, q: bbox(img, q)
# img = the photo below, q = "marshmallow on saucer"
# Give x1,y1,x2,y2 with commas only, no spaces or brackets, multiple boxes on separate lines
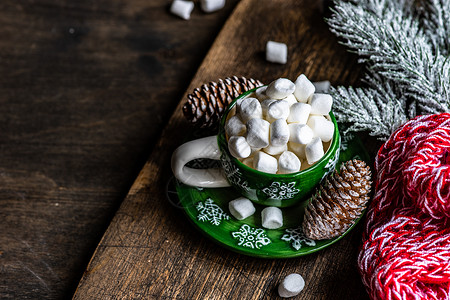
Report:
294,74,315,103
261,207,283,229
278,151,301,174
253,151,278,174
266,78,296,99
266,41,288,64
170,0,194,20
229,197,256,220
246,118,270,148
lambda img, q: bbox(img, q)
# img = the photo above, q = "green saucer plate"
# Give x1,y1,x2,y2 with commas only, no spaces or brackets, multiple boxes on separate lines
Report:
174,135,370,258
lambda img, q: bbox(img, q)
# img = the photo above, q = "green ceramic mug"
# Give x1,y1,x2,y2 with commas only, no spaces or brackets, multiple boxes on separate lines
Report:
171,88,340,207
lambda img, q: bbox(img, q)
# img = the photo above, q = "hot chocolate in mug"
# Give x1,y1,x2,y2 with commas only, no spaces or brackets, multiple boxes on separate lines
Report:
171,89,340,207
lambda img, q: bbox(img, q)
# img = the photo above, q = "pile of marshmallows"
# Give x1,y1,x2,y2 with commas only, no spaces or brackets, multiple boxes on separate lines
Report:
225,75,335,175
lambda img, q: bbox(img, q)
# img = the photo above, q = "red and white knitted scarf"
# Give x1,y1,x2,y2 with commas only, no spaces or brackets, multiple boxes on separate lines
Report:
359,113,450,300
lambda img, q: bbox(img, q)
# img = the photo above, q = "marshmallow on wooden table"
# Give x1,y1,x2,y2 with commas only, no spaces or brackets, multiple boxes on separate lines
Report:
228,197,255,220
267,100,290,121
287,102,311,124
255,86,269,101
228,136,251,159
263,144,287,156
288,142,306,159
200,0,225,13
288,123,313,145
305,137,324,164
266,78,295,99
310,93,333,115
294,74,315,103
238,97,262,122
313,80,331,93
270,119,290,146
278,273,305,298
225,115,246,137
246,118,270,148
253,151,278,174
170,0,194,20
307,115,334,142
261,207,283,229
278,151,301,174
266,41,288,64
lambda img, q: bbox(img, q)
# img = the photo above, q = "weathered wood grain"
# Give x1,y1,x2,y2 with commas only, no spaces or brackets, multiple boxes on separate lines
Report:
74,0,369,299
0,0,239,299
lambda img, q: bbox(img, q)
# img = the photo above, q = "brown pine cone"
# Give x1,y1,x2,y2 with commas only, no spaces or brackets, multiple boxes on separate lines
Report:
302,159,372,240
182,76,263,129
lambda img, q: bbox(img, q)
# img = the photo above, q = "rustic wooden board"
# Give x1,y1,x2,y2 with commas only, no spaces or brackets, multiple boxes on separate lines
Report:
73,0,369,298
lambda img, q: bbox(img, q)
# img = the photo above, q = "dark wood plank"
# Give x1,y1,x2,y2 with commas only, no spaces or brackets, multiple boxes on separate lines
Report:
74,0,369,299
0,0,239,299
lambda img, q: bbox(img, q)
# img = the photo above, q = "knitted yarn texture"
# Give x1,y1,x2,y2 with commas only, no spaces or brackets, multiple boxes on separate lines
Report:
359,113,450,300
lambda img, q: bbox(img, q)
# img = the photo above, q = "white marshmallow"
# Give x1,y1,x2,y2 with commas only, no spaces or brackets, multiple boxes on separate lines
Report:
170,0,194,20
267,100,290,121
278,273,305,298
270,119,290,146
294,74,315,103
287,103,311,124
288,123,314,145
266,78,295,99
246,118,270,148
238,97,262,122
228,136,251,159
313,81,331,93
255,86,269,101
200,0,225,13
305,137,324,164
261,99,277,118
283,94,298,107
261,207,283,229
278,151,301,174
228,197,256,220
225,115,246,137
253,151,278,174
263,144,287,156
266,41,288,64
307,115,334,142
288,142,306,159
310,93,333,115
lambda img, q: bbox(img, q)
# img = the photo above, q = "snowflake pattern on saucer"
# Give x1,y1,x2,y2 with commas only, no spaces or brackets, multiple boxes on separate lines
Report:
231,224,271,249
220,154,250,192
262,182,299,200
281,227,316,250
196,198,230,226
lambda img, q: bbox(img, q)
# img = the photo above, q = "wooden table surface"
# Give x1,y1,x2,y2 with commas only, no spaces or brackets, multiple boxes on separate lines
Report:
0,0,371,299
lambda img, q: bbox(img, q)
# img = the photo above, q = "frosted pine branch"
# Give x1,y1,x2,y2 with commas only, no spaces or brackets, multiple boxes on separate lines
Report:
328,0,450,114
420,0,450,54
330,85,407,140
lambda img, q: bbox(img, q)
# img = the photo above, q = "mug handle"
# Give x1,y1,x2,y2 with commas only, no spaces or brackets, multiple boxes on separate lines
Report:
171,135,231,188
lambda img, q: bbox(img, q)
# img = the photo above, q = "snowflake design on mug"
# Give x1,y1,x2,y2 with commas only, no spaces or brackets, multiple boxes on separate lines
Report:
196,198,230,226
220,154,250,191
322,142,341,180
281,227,316,250
231,224,271,249
262,182,300,200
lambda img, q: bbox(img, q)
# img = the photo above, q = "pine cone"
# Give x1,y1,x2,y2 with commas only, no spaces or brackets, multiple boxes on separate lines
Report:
182,76,263,129
302,159,372,240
